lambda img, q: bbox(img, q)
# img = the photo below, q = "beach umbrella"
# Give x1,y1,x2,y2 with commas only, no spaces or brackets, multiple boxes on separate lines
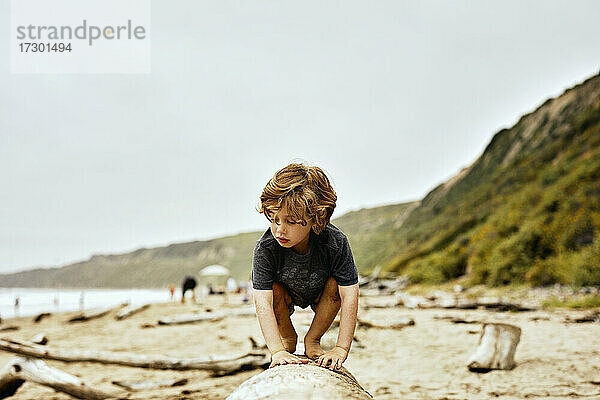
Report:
199,264,230,277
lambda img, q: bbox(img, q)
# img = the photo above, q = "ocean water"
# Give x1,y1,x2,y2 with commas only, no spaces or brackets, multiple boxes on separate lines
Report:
0,287,173,319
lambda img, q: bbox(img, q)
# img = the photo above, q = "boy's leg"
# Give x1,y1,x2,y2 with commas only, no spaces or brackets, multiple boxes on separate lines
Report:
272,283,298,353
304,277,341,359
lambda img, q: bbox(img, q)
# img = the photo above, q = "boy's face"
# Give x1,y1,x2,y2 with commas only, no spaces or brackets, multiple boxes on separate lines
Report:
269,207,313,253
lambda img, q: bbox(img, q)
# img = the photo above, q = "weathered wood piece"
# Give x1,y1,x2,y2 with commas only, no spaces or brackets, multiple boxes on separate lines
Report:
565,310,600,323
227,361,372,400
67,307,112,323
29,334,48,346
157,308,255,325
467,323,521,372
472,297,535,312
397,293,435,309
116,304,150,320
358,315,415,329
0,338,268,374
358,266,381,287
361,296,402,308
0,327,18,333
433,315,481,324
112,378,187,391
0,357,125,399
33,313,51,323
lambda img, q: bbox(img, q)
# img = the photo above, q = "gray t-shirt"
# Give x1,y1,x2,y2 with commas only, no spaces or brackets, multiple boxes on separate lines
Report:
251,223,358,308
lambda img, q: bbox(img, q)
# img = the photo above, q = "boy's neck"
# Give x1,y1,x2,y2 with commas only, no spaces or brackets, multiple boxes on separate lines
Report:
291,233,311,255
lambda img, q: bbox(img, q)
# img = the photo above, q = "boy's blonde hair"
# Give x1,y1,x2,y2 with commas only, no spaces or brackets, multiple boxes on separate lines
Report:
259,163,337,234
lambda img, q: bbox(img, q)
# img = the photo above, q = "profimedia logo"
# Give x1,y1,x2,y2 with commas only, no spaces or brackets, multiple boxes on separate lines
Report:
11,0,151,74
16,19,147,46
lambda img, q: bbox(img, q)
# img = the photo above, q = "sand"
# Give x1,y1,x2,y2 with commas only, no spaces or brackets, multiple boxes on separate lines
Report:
0,295,599,399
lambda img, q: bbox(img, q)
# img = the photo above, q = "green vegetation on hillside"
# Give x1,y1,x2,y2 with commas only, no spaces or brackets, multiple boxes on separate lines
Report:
386,73,600,287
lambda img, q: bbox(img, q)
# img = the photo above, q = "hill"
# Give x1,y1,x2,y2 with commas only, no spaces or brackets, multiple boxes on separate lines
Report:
384,72,600,287
0,202,417,288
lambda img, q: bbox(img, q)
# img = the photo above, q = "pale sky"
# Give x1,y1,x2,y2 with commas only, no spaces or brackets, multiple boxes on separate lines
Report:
1,0,600,273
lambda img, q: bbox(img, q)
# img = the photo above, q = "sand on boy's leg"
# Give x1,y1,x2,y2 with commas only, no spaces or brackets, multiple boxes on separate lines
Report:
272,282,298,353
304,277,341,359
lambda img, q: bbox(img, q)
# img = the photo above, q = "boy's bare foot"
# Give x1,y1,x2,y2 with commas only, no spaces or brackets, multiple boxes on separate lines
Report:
304,336,325,359
282,335,297,354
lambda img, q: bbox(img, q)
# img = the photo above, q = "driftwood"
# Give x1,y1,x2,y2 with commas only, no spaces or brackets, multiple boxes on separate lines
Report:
397,293,435,309
365,292,538,312
358,266,381,287
359,268,409,297
467,323,521,372
0,327,18,333
29,334,48,346
112,378,187,391
565,310,600,323
433,315,481,324
157,308,255,325
358,315,415,329
116,304,150,320
362,296,402,308
33,313,51,323
0,357,125,399
0,338,268,374
67,307,112,323
227,360,372,399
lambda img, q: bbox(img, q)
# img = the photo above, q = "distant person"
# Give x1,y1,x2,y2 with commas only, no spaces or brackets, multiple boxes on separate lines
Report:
181,276,197,303
227,277,238,293
168,283,175,300
252,163,359,370
14,296,20,317
79,292,85,310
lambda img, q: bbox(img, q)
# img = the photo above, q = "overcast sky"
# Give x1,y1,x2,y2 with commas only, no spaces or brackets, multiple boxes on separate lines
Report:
1,0,600,273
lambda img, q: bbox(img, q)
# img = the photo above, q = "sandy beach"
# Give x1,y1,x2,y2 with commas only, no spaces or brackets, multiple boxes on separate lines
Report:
0,295,599,399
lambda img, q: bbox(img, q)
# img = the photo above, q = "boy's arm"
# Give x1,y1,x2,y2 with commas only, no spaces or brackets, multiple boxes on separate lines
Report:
253,289,286,353
336,283,359,351
316,283,359,370
253,289,308,367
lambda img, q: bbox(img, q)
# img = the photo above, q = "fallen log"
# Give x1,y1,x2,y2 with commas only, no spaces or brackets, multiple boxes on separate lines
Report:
29,334,48,346
361,296,402,308
472,297,535,312
157,308,255,325
467,323,521,372
433,315,481,324
0,338,268,374
33,313,51,323
396,293,435,309
67,307,113,323
565,310,600,323
358,266,381,287
112,378,187,391
0,357,125,399
116,304,150,320
358,315,414,329
227,360,372,399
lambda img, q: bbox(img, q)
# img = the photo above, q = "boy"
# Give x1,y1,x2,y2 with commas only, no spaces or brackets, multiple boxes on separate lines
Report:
252,163,359,370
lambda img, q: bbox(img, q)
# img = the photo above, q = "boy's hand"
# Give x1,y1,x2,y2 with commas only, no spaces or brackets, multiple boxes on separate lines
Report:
270,350,309,368
316,346,348,370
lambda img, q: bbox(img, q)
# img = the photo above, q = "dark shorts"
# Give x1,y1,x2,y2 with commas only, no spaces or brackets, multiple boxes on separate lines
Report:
288,302,317,316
